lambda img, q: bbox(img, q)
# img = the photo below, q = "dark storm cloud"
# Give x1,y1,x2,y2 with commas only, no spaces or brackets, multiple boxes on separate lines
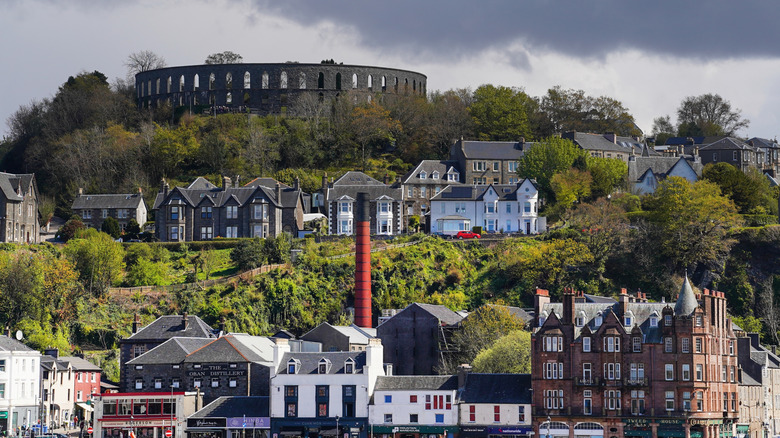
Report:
248,0,780,61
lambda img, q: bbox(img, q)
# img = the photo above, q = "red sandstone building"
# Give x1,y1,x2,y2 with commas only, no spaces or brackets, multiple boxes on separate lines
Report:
531,277,739,438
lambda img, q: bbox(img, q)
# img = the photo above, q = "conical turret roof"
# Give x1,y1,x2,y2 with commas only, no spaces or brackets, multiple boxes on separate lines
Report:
674,274,698,316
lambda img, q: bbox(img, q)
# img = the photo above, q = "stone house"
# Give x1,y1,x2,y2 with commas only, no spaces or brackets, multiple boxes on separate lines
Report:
300,323,376,352
399,160,462,229
531,279,740,438
562,131,645,162
0,336,41,432
698,138,762,172
736,332,780,438
449,140,527,186
153,176,306,241
71,189,148,230
746,137,780,176
627,154,703,195
0,172,39,243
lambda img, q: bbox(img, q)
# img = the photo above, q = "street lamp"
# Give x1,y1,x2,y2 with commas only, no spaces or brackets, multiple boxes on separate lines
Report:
546,416,551,438
335,416,340,438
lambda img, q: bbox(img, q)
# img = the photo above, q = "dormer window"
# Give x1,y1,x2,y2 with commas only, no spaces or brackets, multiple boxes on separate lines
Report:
595,313,603,327
345,358,356,374
448,172,459,182
419,171,427,180
624,312,634,328
318,358,332,374
664,314,673,326
431,171,439,180
650,314,659,327
539,311,548,327
287,359,300,374
575,311,586,327
695,314,703,327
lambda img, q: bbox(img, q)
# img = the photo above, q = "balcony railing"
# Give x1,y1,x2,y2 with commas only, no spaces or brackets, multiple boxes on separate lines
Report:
624,377,649,386
574,377,601,386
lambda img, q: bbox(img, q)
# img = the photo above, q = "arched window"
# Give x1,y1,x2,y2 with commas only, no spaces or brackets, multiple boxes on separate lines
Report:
209,73,216,90
155,78,160,94
404,78,409,93
318,72,324,89
367,75,373,89
352,73,358,89
244,71,251,89
147,80,152,96
280,71,288,89
193,94,199,105
336,73,342,90
262,72,269,89
167,76,172,93
226,92,232,104
299,72,306,89
394,77,398,92
413,80,416,92
193,74,199,91
381,76,387,92
225,72,233,89
179,75,185,92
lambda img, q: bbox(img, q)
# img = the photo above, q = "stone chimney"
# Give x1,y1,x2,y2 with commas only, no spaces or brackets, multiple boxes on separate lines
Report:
161,179,169,198
182,312,189,331
44,348,59,358
383,173,389,185
78,187,83,196
272,337,291,372
619,288,629,316
322,173,328,190
384,363,393,376
534,289,550,327
234,175,240,188
132,313,141,334
518,137,525,150
138,187,143,195
276,182,283,205
222,176,232,190
294,177,300,190
604,132,617,143
563,288,576,326
457,364,472,388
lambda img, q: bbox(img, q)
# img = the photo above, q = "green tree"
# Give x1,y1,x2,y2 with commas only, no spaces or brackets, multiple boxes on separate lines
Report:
644,177,743,271
551,168,592,209
517,136,587,200
231,238,268,271
586,156,627,199
101,217,121,239
651,115,676,145
470,85,533,141
57,217,86,242
125,218,142,238
204,51,243,64
703,162,777,214
676,93,749,136
444,304,526,372
472,329,531,373
64,229,125,296
0,250,47,327
539,86,641,137
125,257,170,286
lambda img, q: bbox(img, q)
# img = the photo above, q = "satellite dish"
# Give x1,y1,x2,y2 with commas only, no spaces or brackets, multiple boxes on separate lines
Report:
15,330,23,341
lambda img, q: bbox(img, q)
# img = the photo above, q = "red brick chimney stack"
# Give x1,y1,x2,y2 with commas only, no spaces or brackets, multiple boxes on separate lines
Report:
354,192,372,328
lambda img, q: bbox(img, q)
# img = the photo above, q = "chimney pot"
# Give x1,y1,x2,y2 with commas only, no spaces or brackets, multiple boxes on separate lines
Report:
78,188,83,196
182,313,189,330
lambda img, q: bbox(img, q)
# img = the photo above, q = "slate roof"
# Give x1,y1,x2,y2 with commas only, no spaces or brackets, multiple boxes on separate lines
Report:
326,171,401,202
277,351,366,374
627,156,702,182
72,193,145,210
674,275,698,317
0,335,36,351
301,323,376,345
153,177,302,211
664,136,727,146
243,177,291,189
564,132,645,155
747,137,780,149
411,303,464,326
374,375,458,391
542,301,670,342
459,373,531,404
582,294,617,304
127,315,217,341
401,160,462,185
185,335,275,364
0,172,35,202
699,137,756,151
431,181,537,202
59,356,102,371
190,396,269,419
127,338,213,365
452,140,528,160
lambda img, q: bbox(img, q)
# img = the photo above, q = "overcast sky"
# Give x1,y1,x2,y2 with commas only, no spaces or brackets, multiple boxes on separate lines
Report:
2,0,780,140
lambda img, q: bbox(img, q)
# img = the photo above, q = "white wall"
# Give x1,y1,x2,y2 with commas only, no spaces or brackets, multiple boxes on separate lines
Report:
369,390,458,426
457,403,531,426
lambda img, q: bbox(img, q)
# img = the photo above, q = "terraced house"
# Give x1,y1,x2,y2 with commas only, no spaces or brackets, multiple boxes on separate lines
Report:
0,172,39,243
71,188,147,230
153,176,305,241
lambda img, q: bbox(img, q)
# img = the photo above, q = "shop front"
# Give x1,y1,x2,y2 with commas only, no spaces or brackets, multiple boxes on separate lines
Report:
273,418,367,438
370,425,458,438
187,416,270,438
100,418,179,438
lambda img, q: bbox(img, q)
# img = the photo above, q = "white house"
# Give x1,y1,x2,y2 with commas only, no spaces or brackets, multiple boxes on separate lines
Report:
457,371,532,438
429,179,545,235
270,338,385,438
40,352,75,430
369,375,459,438
0,336,41,433
627,155,702,195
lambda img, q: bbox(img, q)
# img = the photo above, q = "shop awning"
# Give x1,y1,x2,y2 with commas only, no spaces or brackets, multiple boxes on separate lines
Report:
76,402,94,412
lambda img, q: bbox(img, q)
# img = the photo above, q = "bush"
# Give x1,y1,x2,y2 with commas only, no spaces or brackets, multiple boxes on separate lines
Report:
741,214,779,227
230,238,267,270
101,217,121,239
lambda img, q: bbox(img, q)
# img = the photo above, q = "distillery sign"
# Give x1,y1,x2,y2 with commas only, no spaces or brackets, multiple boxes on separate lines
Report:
187,364,246,378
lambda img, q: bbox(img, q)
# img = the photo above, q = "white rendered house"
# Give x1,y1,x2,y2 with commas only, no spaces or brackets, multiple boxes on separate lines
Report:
0,336,41,432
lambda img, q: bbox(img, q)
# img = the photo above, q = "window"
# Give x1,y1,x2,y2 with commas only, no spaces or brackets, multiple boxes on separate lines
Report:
83,210,92,219
583,390,592,415
508,161,517,172
170,206,179,220
544,336,563,352
384,414,392,423
544,390,564,409
729,341,734,355
625,316,632,326
665,391,675,411
665,338,673,353
253,204,264,220
506,203,512,214
731,392,736,411
493,162,500,172
633,337,641,352
722,365,727,382
345,359,355,374
102,209,108,219
193,378,202,388
170,226,180,241
696,391,703,411
154,378,162,389
135,379,143,390
605,390,621,411
78,373,83,382
665,364,674,380
200,226,213,240
695,314,703,326
682,364,690,381
226,205,238,219
409,414,418,423
696,364,703,381
695,338,703,353
226,226,238,238
665,314,673,326
518,406,525,422
410,395,417,403
650,316,658,327
201,207,212,218
171,378,180,389
118,209,128,219
730,366,735,383
604,337,620,352
77,390,83,401
604,363,621,380
583,337,591,352
420,187,427,197
682,391,691,411
339,202,352,213
384,395,392,403
544,362,564,379
582,363,592,382
287,360,298,374
473,161,486,171
436,413,445,424
338,219,353,235
469,405,476,422
595,315,603,327
733,151,738,161
629,363,644,381
682,338,690,353
493,405,500,422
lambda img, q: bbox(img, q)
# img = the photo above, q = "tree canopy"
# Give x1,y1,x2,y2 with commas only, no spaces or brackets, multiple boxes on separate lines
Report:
472,329,531,373
470,85,533,141
204,51,243,64
676,93,749,136
517,136,587,200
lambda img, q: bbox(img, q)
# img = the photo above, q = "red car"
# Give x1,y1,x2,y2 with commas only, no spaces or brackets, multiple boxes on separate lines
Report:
455,230,481,239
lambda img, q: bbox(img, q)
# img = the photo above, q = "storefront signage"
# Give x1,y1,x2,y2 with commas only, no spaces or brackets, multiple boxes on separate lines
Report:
372,426,455,434
101,421,165,427
187,365,246,378
460,427,487,434
689,420,723,426
487,427,531,434
657,419,684,426
0,411,7,420
227,417,269,428
188,419,227,428
624,419,650,427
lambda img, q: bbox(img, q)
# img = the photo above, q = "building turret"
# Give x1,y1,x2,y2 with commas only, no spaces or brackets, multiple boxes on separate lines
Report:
674,274,698,316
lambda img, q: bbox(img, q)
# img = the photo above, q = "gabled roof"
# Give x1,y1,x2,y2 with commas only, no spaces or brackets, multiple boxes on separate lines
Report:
451,140,527,160
431,181,537,202
128,338,214,365
401,160,462,185
409,303,464,326
542,300,671,342
628,157,701,182
277,351,366,374
747,137,780,149
326,171,402,203
190,396,269,419
0,172,35,202
0,335,36,352
334,171,386,187
302,323,376,345
699,137,756,151
374,375,458,391
126,315,217,341
153,177,302,210
564,132,644,155
185,335,275,364
59,356,102,371
243,177,291,189
459,373,531,404
72,193,146,210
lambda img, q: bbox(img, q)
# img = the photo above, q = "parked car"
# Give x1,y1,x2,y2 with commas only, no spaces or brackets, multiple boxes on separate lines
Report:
455,230,481,239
